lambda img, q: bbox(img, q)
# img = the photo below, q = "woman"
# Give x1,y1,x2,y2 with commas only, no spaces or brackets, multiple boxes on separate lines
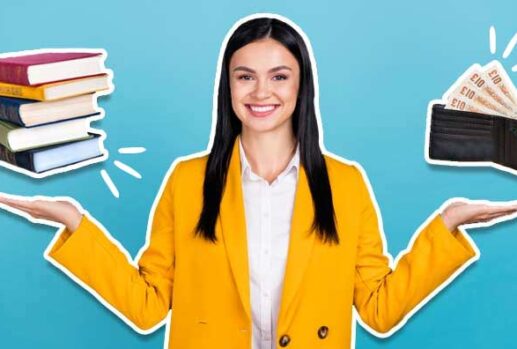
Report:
0,14,516,349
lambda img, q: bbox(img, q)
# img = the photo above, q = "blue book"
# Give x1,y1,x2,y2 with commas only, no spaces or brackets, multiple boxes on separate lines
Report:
0,132,105,173
0,93,100,127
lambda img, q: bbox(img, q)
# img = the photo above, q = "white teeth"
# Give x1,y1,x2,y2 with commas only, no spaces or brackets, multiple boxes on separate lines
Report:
249,105,276,112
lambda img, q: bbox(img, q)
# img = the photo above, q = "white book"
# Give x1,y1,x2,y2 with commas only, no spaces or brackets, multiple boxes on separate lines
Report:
0,117,93,152
0,93,101,127
0,132,105,174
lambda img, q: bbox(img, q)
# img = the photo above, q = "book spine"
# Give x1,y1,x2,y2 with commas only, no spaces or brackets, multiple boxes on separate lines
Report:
0,64,30,85
0,99,24,126
0,144,34,171
0,83,44,100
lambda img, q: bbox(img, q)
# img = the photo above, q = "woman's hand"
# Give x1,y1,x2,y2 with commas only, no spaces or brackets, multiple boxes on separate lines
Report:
441,200,517,232
0,193,83,232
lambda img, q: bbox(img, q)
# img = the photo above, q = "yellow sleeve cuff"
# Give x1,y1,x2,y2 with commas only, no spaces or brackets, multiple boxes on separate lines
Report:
432,213,478,261
46,214,110,263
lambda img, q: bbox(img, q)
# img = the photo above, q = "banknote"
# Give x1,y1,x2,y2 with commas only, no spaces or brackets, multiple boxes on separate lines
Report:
484,60,517,107
444,61,517,119
446,95,499,114
446,79,512,117
473,69,517,115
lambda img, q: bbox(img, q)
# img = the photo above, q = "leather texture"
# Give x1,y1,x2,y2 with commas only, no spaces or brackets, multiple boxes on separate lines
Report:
429,103,517,170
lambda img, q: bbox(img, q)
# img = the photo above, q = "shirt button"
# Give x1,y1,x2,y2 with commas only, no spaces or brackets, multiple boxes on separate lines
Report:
279,334,291,347
264,249,269,255
318,325,329,339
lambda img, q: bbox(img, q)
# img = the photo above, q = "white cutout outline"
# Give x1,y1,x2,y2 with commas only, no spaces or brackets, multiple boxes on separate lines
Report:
0,48,115,178
0,12,509,349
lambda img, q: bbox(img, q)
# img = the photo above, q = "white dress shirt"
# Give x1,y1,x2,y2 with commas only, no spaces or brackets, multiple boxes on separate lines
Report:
238,137,300,349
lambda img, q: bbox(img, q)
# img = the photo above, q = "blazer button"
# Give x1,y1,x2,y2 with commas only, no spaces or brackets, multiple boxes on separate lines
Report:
279,334,291,347
318,325,329,339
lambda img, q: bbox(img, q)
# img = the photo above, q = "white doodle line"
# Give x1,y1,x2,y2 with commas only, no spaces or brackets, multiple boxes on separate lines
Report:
113,160,142,179
490,26,497,54
100,169,119,198
0,12,512,349
503,33,517,59
118,147,146,154
491,26,517,72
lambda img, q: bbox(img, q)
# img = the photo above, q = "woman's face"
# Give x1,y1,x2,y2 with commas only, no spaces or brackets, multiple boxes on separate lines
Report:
229,38,300,136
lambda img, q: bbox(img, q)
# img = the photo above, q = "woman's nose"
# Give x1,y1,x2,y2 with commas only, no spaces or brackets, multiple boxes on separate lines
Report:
251,78,271,99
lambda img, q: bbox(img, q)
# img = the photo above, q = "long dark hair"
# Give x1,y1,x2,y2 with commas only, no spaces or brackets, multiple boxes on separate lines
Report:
194,16,339,245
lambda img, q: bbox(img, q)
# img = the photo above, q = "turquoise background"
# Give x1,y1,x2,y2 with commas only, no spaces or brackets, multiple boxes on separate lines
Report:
0,0,516,348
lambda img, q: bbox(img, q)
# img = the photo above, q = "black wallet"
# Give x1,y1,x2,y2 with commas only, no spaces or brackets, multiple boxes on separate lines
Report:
428,103,517,170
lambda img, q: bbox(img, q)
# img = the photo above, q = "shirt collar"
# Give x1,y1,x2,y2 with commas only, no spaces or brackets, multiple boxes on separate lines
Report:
238,135,300,181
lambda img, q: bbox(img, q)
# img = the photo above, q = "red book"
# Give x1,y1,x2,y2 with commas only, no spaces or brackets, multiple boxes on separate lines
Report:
0,52,105,86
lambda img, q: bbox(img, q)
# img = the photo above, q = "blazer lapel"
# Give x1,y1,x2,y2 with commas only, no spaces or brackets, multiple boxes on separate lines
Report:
277,158,316,329
219,135,252,321
219,135,317,327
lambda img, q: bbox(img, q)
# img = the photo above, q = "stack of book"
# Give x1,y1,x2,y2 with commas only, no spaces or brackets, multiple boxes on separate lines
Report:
0,50,113,176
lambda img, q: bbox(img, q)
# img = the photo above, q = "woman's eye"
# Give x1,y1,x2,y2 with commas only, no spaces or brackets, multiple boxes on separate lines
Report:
237,75,253,81
236,74,288,81
273,74,288,81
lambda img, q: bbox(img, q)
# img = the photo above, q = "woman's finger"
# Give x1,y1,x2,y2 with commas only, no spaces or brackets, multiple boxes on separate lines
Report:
0,198,41,216
487,209,517,219
1,202,36,216
0,201,63,227
467,209,517,224
486,203,517,211
481,207,517,218
468,205,517,219
0,196,35,210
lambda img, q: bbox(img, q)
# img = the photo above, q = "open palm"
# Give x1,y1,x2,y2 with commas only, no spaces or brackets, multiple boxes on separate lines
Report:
0,193,83,232
441,200,517,231
0,193,517,233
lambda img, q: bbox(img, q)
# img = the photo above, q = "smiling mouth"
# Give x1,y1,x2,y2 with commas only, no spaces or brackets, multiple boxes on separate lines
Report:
245,104,280,117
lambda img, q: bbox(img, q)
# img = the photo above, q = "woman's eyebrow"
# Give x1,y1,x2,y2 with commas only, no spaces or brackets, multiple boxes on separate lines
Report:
232,65,292,73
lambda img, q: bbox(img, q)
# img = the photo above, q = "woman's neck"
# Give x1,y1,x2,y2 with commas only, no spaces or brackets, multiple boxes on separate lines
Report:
239,130,297,184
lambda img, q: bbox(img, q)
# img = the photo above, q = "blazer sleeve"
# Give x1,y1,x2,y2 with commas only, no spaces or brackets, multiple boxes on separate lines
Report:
352,167,478,334
46,161,182,332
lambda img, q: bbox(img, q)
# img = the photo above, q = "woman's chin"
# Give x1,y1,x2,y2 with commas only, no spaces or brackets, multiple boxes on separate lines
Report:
242,118,292,135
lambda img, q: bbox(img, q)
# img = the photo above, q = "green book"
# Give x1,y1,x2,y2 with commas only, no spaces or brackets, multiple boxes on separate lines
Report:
0,117,93,152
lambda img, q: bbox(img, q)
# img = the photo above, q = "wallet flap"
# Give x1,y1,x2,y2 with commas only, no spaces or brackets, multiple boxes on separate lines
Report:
429,104,497,162
429,103,517,171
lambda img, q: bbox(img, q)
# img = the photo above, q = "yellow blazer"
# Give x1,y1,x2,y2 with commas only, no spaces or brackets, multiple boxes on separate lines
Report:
46,135,477,349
